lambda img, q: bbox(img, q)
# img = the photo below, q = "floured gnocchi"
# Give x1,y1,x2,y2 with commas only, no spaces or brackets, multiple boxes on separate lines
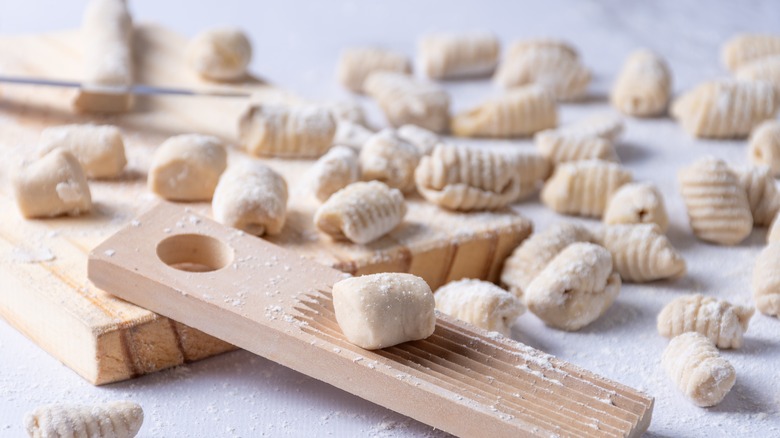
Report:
657,294,754,349
434,279,525,336
662,332,736,407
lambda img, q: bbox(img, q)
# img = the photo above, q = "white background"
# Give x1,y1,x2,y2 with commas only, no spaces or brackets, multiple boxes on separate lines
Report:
2,1,780,436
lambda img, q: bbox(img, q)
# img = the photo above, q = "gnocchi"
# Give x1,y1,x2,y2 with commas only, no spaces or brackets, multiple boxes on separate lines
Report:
596,224,686,283
332,273,435,350
661,332,736,407
434,279,525,336
148,134,227,202
721,33,780,72
327,100,368,126
508,150,553,200
534,130,617,164
212,160,288,236
748,120,780,177
770,214,780,243
558,112,624,142
337,47,411,93
414,144,521,211
238,104,337,158
333,120,374,150
671,79,779,138
314,181,406,244
14,150,92,219
38,124,126,179
364,72,450,133
396,124,440,156
359,129,421,193
186,27,252,81
657,294,754,349
735,165,780,226
678,156,753,245
309,145,360,202
736,55,780,91
451,85,557,138
753,243,780,316
24,400,143,438
603,182,669,232
610,49,672,117
525,242,621,331
540,159,632,218
417,32,500,79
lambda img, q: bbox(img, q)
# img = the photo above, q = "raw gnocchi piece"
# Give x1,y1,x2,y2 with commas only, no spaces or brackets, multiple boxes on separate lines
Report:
334,120,374,150
417,32,500,79
186,27,252,81
671,79,780,139
414,144,521,211
14,150,92,219
238,104,337,158
508,150,553,200
337,47,411,93
661,332,736,407
735,165,780,226
770,214,780,243
657,294,753,349
451,85,557,138
603,182,669,232
558,112,624,142
24,400,143,438
314,181,406,244
748,120,780,176
148,134,228,202
326,100,368,126
38,124,126,179
212,160,288,236
309,146,360,202
678,156,753,245
753,243,780,316
332,273,435,350
595,224,686,283
397,124,440,155
504,39,579,59
500,222,594,298
540,160,632,218
364,72,451,133
736,55,780,91
610,49,672,117
359,130,421,193
525,242,621,331
721,33,780,72
434,279,525,336
534,130,617,164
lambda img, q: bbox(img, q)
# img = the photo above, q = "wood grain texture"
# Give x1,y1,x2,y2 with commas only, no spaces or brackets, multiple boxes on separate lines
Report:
0,25,530,384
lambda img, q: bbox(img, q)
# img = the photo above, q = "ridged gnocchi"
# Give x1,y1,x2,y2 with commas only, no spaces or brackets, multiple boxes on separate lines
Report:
753,243,780,316
434,279,525,336
148,134,227,202
38,124,126,179
678,156,753,245
662,332,736,407
748,120,780,177
327,100,368,126
397,124,440,156
558,112,624,142
417,32,499,79
540,160,632,218
610,49,672,117
534,130,617,164
721,33,780,72
735,165,780,226
186,27,252,81
525,242,621,331
337,47,411,93
451,85,557,138
596,224,686,283
238,104,337,158
309,145,360,202
24,401,143,438
359,130,421,193
657,294,754,349
509,150,553,200
334,120,374,150
414,144,521,211
14,149,92,219
736,55,780,91
364,72,450,133
603,182,669,232
314,181,406,244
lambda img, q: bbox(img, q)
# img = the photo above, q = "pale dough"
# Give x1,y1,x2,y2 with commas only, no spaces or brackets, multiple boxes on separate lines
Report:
748,120,780,177
238,104,337,158
24,400,143,438
752,243,780,317
721,33,780,72
14,149,92,219
359,129,421,193
534,129,617,164
540,159,632,218
735,165,780,226
603,182,669,232
417,32,499,79
309,145,360,202
148,134,227,201
434,279,525,336
596,224,686,283
396,124,440,156
610,49,672,117
337,47,411,93
364,72,451,133
38,124,126,179
657,294,754,349
186,27,252,81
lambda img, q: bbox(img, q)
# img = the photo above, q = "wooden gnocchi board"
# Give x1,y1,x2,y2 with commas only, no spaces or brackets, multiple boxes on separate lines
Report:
0,24,532,385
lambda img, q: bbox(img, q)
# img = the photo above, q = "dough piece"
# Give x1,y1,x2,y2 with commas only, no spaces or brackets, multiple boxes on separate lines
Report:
239,104,337,158
212,160,288,236
748,120,780,177
148,134,227,202
38,124,126,179
415,144,522,211
525,242,621,331
451,85,557,138
770,214,780,243
610,49,672,117
24,400,143,438
397,124,440,155
309,145,360,202
186,27,251,81
434,279,525,336
359,129,421,193
14,150,92,219
735,165,780,226
417,32,499,79
595,224,686,283
333,120,374,150
661,332,736,407
315,181,406,244
753,243,780,316
509,150,553,200
494,40,590,101
337,47,411,93
500,222,594,298
671,79,779,139
364,72,450,133
326,100,368,126
657,294,754,349
558,112,624,142
540,160,632,218
603,182,669,232
332,273,435,350
736,55,780,92
678,156,753,245
534,130,617,164
72,0,134,113
721,33,780,72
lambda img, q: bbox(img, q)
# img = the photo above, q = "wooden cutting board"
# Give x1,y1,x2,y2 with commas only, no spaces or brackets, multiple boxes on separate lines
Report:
0,24,532,385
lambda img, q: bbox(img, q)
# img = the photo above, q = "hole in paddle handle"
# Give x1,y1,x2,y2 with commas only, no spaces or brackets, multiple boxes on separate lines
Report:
156,233,233,272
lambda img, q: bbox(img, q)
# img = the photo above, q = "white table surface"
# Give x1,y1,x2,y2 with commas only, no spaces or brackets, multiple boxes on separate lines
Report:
2,1,780,436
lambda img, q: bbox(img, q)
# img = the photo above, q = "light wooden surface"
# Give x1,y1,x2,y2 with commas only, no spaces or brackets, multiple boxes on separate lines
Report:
89,202,653,437
0,25,531,385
